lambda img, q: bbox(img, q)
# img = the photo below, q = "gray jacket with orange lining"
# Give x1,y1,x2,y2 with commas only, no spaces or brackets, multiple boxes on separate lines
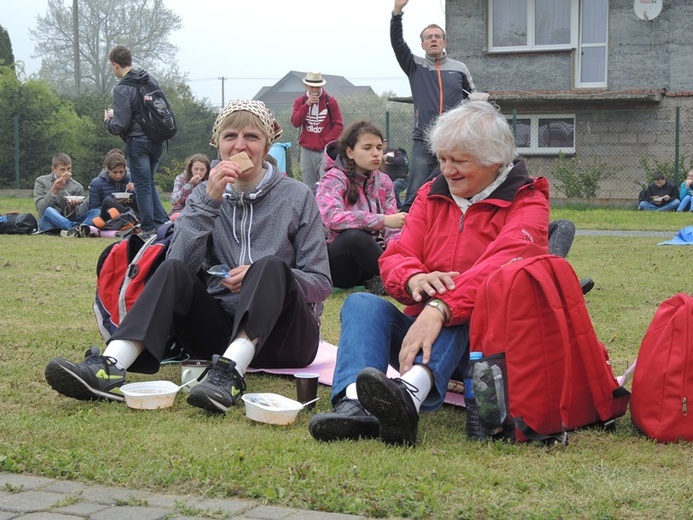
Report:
391,12,476,141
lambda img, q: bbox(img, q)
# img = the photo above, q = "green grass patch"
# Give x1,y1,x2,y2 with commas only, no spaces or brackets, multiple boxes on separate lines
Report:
1,201,693,518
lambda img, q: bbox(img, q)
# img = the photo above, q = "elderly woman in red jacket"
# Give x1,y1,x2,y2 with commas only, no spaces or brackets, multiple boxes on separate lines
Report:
309,100,550,446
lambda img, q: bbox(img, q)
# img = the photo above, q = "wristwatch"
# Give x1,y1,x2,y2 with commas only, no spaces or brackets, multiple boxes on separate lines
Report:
427,299,450,323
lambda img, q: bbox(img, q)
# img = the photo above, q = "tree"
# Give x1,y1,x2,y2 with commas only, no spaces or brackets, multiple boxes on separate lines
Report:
30,0,182,96
0,67,99,189
0,25,15,72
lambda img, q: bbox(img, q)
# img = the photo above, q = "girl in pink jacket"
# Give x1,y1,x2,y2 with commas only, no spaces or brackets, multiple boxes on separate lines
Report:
316,121,407,293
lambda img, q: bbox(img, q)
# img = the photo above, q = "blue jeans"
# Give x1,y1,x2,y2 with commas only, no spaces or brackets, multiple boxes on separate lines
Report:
39,207,100,232
638,199,680,211
331,292,469,412
393,177,407,209
677,195,693,211
126,136,168,232
402,139,439,210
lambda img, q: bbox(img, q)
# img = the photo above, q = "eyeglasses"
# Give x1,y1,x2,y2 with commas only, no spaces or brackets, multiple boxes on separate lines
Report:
423,34,445,41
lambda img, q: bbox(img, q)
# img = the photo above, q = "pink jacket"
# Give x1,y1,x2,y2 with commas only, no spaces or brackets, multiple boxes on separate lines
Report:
316,142,400,245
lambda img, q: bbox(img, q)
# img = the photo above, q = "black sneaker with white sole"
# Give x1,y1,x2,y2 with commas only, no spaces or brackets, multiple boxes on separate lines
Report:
308,397,380,442
356,367,420,446
186,355,246,413
45,346,126,402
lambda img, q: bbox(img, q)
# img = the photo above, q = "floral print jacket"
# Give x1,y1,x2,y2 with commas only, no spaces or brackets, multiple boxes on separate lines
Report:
316,141,400,245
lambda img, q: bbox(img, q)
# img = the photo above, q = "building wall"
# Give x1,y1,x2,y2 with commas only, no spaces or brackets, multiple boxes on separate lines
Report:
444,1,693,203
447,0,693,93
513,97,693,201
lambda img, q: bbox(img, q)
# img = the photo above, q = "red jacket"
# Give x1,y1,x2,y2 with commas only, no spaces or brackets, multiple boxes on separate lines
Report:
291,91,344,152
379,160,550,326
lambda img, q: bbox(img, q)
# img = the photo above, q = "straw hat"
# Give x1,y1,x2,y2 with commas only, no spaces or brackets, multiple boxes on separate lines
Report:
302,71,326,87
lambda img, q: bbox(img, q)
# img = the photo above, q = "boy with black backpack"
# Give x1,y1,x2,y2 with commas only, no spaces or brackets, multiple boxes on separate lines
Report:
104,45,176,236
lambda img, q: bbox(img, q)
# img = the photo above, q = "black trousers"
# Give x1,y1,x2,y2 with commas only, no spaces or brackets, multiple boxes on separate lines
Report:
327,229,383,289
111,256,320,374
100,196,139,221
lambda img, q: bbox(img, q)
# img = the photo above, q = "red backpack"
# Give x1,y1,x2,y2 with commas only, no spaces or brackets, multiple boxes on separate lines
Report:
469,254,630,444
93,222,174,340
631,293,693,442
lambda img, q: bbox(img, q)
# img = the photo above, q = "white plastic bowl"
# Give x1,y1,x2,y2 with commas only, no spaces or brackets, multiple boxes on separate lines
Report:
120,381,180,410
241,393,303,425
112,192,132,199
65,195,85,203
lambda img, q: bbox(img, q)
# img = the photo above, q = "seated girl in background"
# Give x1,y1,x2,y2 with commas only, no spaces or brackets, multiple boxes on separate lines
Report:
316,121,407,294
170,154,210,216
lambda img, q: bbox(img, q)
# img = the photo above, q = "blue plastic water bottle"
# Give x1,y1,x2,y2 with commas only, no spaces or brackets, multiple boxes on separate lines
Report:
465,351,484,439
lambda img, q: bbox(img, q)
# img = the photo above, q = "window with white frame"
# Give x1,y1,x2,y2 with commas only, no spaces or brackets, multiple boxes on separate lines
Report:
490,0,575,51
489,0,608,86
507,115,575,156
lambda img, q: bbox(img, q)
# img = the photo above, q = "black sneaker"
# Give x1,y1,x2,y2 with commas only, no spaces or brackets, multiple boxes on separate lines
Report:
364,275,386,296
60,228,80,238
356,367,420,446
308,397,380,442
79,224,92,238
186,355,245,413
45,346,125,402
580,277,595,295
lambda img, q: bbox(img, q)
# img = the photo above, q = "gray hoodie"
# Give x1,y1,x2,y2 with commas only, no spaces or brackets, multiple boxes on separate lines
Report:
168,165,332,321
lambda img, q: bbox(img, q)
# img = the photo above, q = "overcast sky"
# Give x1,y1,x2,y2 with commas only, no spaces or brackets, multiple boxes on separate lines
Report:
3,0,446,107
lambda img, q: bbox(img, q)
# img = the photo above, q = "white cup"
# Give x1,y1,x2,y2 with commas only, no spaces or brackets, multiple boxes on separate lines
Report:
180,360,211,393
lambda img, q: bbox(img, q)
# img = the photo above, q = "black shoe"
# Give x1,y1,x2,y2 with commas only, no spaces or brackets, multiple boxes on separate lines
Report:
580,277,595,295
60,228,80,238
356,367,419,446
186,355,245,413
308,397,380,442
364,275,386,296
79,224,92,238
45,346,126,402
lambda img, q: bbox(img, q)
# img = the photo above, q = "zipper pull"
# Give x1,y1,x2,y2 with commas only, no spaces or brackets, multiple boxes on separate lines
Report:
683,397,688,416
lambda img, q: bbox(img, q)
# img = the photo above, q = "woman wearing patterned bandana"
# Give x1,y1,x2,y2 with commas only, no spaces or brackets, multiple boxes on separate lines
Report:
45,100,332,415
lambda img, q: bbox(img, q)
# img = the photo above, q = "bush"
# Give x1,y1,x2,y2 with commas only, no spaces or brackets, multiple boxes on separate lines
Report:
638,155,692,189
553,152,616,199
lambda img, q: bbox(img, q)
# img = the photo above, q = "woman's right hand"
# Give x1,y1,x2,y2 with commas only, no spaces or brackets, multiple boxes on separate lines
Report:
206,160,242,201
406,271,460,302
383,212,407,229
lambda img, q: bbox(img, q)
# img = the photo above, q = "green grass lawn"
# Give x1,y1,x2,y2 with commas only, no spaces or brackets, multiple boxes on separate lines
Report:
1,196,693,519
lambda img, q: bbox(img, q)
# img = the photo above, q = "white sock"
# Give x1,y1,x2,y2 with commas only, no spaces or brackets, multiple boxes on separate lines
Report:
222,337,255,376
103,339,144,370
401,365,433,412
345,382,358,400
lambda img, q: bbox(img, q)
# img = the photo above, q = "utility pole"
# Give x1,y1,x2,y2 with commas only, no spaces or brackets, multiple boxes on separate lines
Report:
218,77,227,108
73,0,80,96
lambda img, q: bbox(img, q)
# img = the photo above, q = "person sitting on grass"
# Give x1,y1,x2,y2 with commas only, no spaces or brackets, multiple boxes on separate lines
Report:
45,100,332,414
170,153,211,216
88,149,138,230
677,168,693,212
33,153,100,236
308,100,550,446
315,121,407,295
638,171,680,211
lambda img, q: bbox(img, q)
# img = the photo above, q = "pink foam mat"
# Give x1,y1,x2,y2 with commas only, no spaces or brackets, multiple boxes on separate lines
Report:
247,340,465,407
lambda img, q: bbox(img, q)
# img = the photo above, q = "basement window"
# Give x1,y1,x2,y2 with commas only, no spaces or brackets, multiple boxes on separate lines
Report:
507,115,575,156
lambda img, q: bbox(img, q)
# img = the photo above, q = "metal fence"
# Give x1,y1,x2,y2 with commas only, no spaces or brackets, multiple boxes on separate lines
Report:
5,101,693,209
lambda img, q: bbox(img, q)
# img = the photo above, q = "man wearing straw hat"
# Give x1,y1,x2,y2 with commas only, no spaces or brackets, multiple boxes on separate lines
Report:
291,71,344,191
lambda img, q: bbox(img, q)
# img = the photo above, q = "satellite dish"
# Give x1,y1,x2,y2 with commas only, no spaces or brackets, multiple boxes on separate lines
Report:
634,0,662,21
